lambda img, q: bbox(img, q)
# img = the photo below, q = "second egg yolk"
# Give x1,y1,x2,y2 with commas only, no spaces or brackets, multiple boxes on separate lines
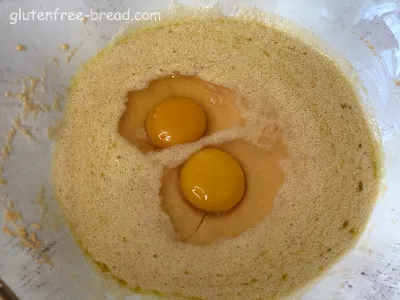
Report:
146,97,206,148
179,148,245,213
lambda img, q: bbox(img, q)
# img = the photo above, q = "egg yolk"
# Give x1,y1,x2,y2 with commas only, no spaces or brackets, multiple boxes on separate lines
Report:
179,148,245,213
146,97,206,148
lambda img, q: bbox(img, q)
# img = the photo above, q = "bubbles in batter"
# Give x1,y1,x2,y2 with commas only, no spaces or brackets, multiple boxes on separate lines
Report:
53,15,381,300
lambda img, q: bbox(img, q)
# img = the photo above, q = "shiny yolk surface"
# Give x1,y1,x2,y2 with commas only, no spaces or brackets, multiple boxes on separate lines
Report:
179,148,245,213
146,97,206,148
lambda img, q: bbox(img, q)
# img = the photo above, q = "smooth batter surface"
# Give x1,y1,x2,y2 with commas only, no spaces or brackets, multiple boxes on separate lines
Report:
53,17,381,300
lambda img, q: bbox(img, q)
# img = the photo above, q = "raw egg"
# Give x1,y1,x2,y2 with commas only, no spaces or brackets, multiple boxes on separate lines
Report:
146,97,206,148
179,148,245,213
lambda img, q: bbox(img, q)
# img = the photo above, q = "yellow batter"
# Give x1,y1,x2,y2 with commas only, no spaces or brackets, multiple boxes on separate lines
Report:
53,16,381,300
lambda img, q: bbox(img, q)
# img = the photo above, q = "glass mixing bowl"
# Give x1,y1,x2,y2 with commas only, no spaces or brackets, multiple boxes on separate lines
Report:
0,0,399,299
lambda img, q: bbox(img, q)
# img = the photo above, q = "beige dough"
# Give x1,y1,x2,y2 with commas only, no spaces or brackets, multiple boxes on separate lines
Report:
53,17,381,300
